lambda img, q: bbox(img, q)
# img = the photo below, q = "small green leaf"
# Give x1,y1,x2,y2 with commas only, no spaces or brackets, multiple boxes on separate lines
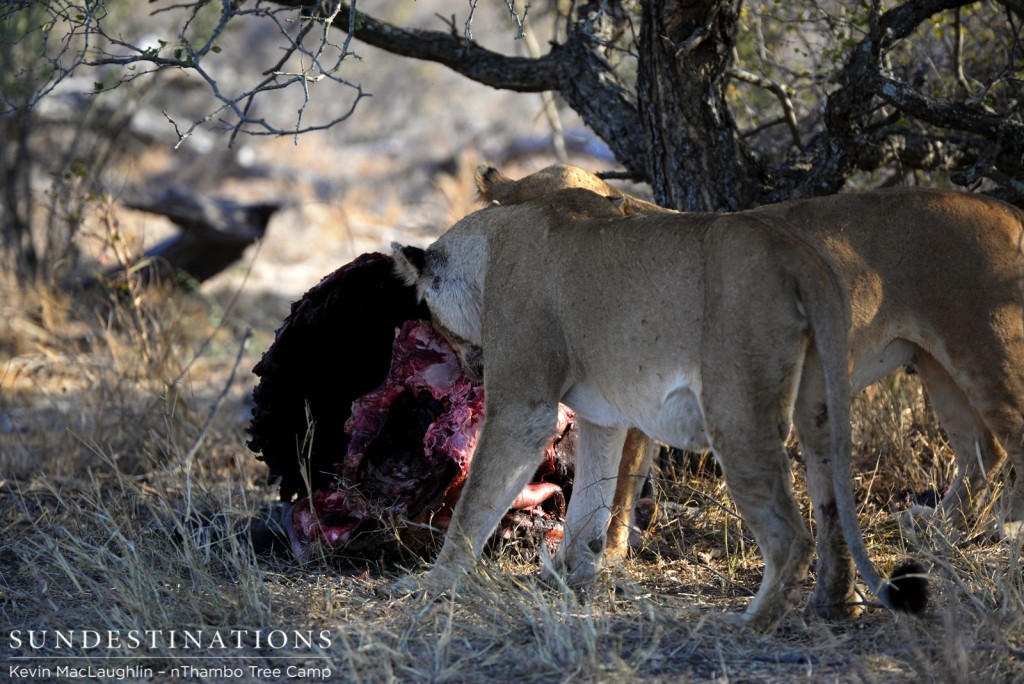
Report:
94,81,103,92
211,45,221,54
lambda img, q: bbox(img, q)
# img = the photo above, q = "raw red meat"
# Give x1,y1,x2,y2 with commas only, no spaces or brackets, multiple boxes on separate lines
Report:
248,253,429,501
247,253,577,559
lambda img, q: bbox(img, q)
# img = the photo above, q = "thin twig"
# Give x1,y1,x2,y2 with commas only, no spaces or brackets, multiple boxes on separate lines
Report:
465,0,479,46
727,66,803,150
953,8,972,96
520,14,565,162
504,0,530,40
183,327,252,469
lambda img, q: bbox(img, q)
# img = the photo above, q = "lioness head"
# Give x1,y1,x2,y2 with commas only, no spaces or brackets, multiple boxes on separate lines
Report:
474,163,664,215
392,223,488,381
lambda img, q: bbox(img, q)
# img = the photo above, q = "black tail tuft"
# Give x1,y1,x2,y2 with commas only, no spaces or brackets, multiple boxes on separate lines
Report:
885,560,929,614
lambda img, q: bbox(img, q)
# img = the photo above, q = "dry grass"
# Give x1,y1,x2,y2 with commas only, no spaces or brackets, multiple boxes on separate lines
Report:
3,216,1024,683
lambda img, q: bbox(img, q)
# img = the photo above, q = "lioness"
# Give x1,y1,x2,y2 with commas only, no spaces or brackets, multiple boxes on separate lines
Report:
392,187,924,631
477,164,1024,617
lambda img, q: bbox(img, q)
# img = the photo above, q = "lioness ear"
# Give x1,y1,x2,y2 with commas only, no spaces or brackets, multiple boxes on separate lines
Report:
391,242,427,287
608,195,625,210
474,165,513,202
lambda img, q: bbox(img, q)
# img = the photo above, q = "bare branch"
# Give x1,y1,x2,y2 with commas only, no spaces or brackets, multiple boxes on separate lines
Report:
269,0,562,92
7,0,371,146
503,0,530,40
262,0,646,175
465,0,479,45
727,67,803,150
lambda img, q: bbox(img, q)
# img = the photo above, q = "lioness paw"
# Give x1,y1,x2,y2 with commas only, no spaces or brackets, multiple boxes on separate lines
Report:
999,519,1024,539
386,572,457,601
388,563,474,601
695,611,752,634
387,574,427,599
542,546,606,588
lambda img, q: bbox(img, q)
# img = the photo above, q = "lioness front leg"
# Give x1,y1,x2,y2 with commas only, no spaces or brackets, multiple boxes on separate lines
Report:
423,398,560,588
548,421,628,585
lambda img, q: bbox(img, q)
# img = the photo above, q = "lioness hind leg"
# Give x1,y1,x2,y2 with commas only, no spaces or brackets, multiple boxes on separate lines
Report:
550,421,628,584
700,353,814,628
605,429,657,564
918,329,1024,524
793,348,858,619
914,351,1007,524
710,430,814,632
971,400,1024,525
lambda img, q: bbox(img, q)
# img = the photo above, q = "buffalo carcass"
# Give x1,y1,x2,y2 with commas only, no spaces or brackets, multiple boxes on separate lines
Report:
247,253,577,560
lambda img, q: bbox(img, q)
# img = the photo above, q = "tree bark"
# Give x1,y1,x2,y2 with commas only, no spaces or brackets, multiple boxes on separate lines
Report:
636,1,763,210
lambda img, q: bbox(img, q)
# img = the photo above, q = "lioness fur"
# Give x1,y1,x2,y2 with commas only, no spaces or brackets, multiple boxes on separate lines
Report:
477,164,1024,618
392,187,925,631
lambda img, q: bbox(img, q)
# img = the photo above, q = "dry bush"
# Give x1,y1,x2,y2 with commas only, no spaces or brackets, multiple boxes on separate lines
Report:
3,254,1024,682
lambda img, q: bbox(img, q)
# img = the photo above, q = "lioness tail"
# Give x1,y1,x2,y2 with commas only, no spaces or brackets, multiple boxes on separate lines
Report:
790,228,929,617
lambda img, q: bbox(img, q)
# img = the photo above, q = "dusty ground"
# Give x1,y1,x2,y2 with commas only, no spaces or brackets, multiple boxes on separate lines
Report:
2,4,1024,683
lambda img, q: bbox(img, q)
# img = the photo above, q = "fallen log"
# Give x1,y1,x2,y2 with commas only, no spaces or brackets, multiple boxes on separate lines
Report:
108,189,279,288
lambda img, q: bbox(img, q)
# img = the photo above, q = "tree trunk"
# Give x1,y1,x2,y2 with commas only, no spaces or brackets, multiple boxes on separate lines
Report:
637,0,763,211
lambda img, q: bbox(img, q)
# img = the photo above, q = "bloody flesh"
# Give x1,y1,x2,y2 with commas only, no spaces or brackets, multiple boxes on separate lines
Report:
248,253,577,559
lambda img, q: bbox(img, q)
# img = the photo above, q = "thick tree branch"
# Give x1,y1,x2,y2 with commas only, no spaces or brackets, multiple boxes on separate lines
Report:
771,0,1012,201
266,1,646,176
330,4,562,92
871,71,1024,146
874,0,977,50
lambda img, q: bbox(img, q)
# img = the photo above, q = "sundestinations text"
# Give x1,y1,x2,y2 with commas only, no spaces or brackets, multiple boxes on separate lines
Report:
8,629,332,651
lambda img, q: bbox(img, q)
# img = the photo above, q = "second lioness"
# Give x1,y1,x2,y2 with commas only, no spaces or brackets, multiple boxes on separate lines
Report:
392,187,924,632
478,164,1024,617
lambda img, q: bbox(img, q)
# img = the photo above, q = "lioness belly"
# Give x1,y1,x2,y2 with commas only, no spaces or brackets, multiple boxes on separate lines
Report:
849,338,917,392
639,385,709,451
563,382,709,452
